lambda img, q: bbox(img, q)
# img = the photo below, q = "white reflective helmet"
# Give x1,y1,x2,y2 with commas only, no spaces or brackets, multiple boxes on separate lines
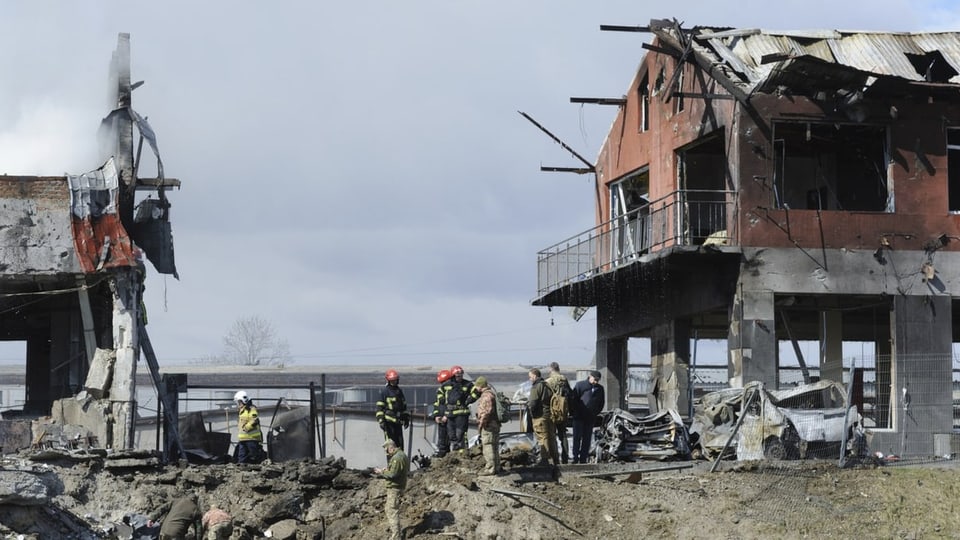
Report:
234,390,249,404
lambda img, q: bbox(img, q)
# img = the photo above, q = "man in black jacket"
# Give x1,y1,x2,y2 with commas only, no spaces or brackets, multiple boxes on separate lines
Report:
571,370,605,464
377,369,410,451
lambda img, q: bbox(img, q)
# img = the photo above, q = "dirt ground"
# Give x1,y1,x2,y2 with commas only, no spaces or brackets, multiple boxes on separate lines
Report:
2,446,960,540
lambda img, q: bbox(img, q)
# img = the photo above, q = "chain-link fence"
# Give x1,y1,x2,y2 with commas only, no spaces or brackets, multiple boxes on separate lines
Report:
624,354,960,465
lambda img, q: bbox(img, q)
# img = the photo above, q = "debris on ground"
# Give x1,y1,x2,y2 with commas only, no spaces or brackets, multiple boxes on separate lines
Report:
2,441,960,539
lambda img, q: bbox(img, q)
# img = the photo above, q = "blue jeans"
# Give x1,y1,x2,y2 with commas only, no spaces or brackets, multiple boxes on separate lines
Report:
236,440,263,464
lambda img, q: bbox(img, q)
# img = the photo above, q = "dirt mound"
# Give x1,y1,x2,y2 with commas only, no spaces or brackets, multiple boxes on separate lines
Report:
1,448,959,539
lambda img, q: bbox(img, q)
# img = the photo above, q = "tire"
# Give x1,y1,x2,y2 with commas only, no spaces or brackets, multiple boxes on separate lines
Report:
763,437,787,460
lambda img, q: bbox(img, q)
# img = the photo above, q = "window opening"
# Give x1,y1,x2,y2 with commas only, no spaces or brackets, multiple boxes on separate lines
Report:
674,65,685,114
609,170,650,263
639,73,650,133
947,128,960,212
772,122,888,212
676,134,728,245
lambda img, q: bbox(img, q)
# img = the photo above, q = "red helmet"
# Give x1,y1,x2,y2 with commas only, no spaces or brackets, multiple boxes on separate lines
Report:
437,369,451,383
385,369,399,382
451,365,464,376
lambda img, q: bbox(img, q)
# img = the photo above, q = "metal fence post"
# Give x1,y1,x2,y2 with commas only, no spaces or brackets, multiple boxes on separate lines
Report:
309,381,317,460
320,374,327,459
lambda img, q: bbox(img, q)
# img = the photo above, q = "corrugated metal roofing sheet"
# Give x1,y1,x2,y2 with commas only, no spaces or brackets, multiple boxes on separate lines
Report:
681,25,960,90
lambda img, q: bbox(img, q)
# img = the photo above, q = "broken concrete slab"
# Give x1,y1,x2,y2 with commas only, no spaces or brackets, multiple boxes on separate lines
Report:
0,470,51,505
0,419,32,454
49,397,108,448
83,348,115,399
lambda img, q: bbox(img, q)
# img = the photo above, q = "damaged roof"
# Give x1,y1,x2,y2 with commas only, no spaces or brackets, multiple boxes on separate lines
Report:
649,19,960,97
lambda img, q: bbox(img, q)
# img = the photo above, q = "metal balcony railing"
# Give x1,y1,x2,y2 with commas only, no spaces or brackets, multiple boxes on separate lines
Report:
536,189,735,298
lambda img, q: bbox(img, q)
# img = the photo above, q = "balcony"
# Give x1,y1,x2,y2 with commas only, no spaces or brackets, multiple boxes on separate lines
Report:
535,190,735,300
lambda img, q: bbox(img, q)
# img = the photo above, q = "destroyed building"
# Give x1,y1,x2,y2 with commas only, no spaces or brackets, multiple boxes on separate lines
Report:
0,34,179,450
533,19,960,456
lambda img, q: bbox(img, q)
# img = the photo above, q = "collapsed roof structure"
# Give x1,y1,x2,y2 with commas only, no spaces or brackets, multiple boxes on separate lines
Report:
0,34,180,449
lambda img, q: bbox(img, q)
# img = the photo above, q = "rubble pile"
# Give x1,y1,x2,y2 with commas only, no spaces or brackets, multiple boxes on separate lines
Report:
0,449,348,539
2,436,960,539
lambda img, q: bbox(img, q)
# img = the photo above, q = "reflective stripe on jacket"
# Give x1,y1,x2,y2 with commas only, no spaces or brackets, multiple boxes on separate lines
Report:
376,384,408,423
432,381,455,417
238,405,263,442
447,379,475,416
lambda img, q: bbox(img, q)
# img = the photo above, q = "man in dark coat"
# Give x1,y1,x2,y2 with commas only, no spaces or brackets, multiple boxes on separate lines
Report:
571,370,605,464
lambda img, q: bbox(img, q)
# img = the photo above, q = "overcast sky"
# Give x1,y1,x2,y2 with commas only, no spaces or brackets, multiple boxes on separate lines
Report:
0,2,956,369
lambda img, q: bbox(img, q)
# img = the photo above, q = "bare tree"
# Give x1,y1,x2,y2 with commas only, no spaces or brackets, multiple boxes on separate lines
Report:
221,315,291,367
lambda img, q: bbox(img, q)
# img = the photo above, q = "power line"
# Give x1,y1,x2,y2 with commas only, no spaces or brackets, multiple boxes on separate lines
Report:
290,344,594,360
309,316,595,356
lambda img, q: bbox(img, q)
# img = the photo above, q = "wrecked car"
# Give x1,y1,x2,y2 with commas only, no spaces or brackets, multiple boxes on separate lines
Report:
593,408,691,462
690,380,860,461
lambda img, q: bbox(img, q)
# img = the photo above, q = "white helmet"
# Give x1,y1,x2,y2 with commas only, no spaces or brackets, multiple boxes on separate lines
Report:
234,390,249,404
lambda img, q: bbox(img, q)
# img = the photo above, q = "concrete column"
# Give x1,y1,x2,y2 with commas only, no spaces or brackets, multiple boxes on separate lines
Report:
109,269,141,448
596,337,627,411
728,288,776,387
888,295,952,457
650,320,690,415
819,311,843,383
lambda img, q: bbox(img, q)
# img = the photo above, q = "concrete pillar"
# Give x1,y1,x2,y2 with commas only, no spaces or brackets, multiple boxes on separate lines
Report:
109,269,141,448
728,288,777,388
596,337,627,411
888,295,952,457
820,311,843,383
650,320,690,415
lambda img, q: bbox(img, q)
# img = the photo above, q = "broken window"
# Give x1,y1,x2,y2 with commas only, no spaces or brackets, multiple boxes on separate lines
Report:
772,122,888,212
674,64,685,114
610,169,650,262
947,128,960,212
653,66,666,96
639,73,650,133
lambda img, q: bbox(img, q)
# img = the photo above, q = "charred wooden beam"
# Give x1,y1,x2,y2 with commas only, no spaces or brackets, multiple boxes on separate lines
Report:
570,97,627,105
540,166,593,174
517,111,595,171
135,177,181,191
760,53,792,64
642,43,681,57
600,24,650,33
650,26,751,105
663,19,694,103
673,92,735,100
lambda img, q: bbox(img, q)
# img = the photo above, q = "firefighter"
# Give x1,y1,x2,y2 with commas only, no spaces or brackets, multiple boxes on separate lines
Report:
430,369,454,457
446,365,475,453
233,390,264,464
376,369,410,451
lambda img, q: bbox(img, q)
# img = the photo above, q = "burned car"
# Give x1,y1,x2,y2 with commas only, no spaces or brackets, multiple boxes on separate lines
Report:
690,380,860,461
593,408,691,462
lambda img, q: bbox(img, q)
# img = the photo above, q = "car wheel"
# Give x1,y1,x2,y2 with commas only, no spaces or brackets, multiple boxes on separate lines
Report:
764,437,787,460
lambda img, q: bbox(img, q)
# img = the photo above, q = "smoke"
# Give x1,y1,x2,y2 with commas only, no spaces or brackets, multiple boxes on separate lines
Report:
0,96,101,176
